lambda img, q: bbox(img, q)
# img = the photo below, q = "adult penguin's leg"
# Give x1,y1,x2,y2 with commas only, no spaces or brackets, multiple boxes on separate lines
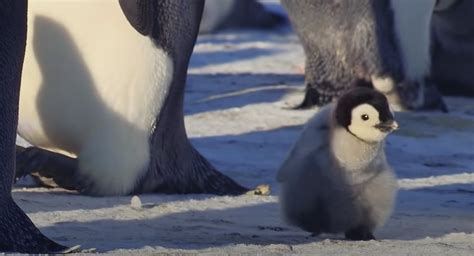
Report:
0,0,69,253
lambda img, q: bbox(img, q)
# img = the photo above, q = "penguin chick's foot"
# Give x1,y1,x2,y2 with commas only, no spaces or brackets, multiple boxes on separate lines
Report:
345,226,376,241
15,146,79,191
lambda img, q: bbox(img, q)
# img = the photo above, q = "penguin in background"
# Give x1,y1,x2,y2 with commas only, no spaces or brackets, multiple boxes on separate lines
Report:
431,0,474,96
0,0,71,253
15,0,257,196
277,87,398,240
200,0,287,34
281,0,447,112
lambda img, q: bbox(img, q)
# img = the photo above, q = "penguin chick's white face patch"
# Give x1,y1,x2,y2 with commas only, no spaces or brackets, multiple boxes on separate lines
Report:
348,104,388,143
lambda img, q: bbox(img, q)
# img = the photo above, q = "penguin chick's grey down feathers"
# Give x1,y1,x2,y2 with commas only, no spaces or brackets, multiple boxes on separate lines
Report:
277,87,398,240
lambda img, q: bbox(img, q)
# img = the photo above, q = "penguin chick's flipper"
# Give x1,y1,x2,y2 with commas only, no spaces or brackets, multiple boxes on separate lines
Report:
15,146,79,191
344,226,376,241
0,198,68,253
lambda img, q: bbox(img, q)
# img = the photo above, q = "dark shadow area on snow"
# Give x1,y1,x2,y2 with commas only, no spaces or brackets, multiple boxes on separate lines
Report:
15,190,217,214
184,73,303,115
190,47,281,69
195,25,294,46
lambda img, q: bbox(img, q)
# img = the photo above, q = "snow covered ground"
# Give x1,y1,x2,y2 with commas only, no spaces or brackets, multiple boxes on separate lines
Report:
14,6,474,255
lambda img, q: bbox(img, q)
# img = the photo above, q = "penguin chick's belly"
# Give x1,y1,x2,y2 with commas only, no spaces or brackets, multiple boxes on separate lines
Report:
355,168,398,230
17,0,174,195
281,169,397,234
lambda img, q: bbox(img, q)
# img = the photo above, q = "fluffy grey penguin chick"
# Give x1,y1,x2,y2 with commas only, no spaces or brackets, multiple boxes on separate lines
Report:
277,87,399,240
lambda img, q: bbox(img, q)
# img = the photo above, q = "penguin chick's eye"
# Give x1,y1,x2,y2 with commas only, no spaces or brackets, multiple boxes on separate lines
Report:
361,114,369,121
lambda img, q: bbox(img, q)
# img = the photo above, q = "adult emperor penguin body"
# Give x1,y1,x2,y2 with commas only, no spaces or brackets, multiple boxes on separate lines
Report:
431,0,474,96
0,0,67,253
277,87,398,240
281,0,447,111
16,0,248,196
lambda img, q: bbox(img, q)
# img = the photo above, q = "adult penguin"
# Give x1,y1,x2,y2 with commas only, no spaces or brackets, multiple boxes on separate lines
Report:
15,0,252,196
0,0,68,253
282,0,447,111
431,0,474,96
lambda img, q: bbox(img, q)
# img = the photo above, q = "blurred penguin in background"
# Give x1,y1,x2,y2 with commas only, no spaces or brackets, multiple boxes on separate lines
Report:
200,0,287,34
282,0,447,112
431,0,474,96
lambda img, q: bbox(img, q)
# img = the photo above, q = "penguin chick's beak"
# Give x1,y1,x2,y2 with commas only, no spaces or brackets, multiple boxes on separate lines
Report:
375,120,399,133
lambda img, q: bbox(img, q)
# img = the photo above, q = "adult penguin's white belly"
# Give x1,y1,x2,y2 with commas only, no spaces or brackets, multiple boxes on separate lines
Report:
18,0,174,195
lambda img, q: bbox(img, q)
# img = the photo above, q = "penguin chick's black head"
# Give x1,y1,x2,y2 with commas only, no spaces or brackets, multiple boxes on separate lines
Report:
335,87,395,132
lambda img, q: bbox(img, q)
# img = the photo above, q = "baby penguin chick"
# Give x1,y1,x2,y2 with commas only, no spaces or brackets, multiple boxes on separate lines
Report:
277,87,399,240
